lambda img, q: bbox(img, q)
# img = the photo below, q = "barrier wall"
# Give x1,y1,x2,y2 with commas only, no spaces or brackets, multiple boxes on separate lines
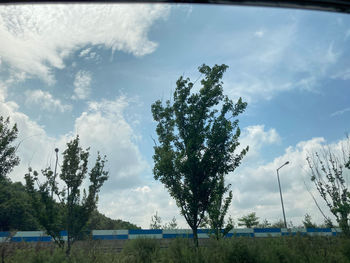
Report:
0,228,342,243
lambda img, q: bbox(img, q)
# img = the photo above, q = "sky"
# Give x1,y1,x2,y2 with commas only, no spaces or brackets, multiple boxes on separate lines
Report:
0,3,350,228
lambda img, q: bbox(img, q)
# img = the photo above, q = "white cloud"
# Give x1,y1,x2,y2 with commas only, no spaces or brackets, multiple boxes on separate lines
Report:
3,79,349,228
79,48,91,57
25,89,72,113
72,70,92,100
74,96,148,190
229,136,349,226
332,68,350,80
238,125,281,162
224,21,341,102
254,30,264,37
0,83,59,182
1,86,153,226
99,182,184,228
79,47,99,61
0,4,170,83
330,107,350,117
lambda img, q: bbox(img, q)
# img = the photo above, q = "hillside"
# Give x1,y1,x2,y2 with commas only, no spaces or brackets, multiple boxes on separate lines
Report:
0,179,139,231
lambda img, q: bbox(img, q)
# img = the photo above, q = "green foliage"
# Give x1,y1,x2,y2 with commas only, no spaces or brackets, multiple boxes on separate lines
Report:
0,116,20,182
25,168,66,248
122,238,160,263
302,213,317,229
4,236,350,263
150,212,178,230
25,136,109,255
0,116,38,231
151,64,248,246
307,139,350,236
86,209,140,230
0,179,134,233
150,211,162,229
271,219,285,228
163,217,178,230
0,180,40,231
238,212,260,228
207,176,234,239
258,219,272,228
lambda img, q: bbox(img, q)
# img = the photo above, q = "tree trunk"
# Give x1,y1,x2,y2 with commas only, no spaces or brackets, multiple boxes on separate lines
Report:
192,227,199,247
339,215,350,237
66,236,71,257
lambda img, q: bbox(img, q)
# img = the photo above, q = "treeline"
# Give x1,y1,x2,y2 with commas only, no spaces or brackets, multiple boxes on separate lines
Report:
0,116,139,234
0,179,139,232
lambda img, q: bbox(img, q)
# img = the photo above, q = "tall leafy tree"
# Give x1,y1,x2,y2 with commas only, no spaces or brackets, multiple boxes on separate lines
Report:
25,136,108,255
0,116,19,182
306,139,350,236
238,212,260,228
151,64,248,246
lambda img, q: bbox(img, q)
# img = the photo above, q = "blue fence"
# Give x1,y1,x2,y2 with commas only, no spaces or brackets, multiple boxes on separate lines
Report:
0,228,342,243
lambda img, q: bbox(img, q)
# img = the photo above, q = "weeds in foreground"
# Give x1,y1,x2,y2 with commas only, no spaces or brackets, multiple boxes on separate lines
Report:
4,236,350,263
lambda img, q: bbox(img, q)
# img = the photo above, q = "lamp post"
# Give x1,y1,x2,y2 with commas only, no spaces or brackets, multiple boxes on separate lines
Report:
276,161,289,228
51,148,59,199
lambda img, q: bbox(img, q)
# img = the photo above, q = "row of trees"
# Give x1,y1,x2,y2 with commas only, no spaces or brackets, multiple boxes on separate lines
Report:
150,211,331,230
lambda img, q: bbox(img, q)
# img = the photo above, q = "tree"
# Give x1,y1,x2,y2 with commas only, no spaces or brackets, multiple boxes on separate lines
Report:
151,64,248,246
302,213,317,229
271,219,285,228
150,211,162,229
163,217,178,230
207,177,234,239
258,219,272,228
0,181,40,231
0,116,19,182
306,140,350,236
25,136,108,255
238,212,259,228
86,209,140,230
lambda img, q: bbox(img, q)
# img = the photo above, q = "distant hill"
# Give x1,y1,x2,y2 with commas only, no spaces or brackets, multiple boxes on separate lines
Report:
0,179,139,231
87,210,140,230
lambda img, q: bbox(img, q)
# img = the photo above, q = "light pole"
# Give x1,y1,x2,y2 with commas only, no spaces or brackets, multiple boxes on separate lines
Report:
276,161,289,228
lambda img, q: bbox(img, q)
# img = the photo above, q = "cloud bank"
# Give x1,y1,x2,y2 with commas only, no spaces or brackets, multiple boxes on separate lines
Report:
0,4,170,83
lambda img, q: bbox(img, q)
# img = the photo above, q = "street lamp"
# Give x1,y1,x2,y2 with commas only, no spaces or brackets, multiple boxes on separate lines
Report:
276,161,289,228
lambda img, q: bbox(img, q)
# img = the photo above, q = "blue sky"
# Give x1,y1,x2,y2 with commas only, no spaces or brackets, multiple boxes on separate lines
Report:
0,3,350,228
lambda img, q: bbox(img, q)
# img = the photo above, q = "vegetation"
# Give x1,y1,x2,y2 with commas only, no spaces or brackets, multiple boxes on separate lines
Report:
25,136,109,255
150,212,162,230
307,138,350,236
238,212,260,228
302,213,317,229
151,64,248,246
87,210,140,230
0,179,138,232
1,59,349,261
206,177,234,240
0,116,139,234
0,116,20,182
150,212,179,230
3,236,350,263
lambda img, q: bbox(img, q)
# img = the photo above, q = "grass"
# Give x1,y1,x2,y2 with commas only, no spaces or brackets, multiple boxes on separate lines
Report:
3,236,350,263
